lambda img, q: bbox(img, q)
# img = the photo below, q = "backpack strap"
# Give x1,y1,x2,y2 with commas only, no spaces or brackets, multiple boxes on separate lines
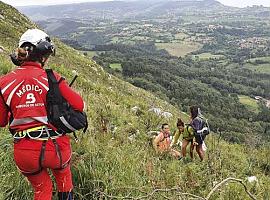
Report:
82,114,88,133
196,116,210,135
185,124,193,137
45,69,63,103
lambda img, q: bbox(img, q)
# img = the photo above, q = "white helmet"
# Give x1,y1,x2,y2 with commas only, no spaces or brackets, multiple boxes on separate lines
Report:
10,29,55,66
19,28,50,47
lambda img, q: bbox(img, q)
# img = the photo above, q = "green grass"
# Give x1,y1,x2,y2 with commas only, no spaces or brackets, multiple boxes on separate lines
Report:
81,51,97,58
109,63,122,71
192,53,225,60
1,1,270,199
87,51,97,58
121,40,136,45
247,56,270,63
132,36,150,41
244,63,270,74
174,32,188,40
110,37,119,43
0,54,14,74
238,95,259,113
155,41,202,57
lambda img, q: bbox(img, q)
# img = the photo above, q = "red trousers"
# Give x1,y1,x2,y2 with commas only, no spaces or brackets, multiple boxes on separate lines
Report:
14,143,73,200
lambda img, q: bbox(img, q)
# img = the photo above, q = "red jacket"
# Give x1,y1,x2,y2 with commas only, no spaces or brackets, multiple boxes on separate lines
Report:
0,62,84,150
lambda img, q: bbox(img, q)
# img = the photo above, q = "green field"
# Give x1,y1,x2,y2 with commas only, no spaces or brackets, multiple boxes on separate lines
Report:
110,37,120,43
192,53,225,60
244,63,270,74
132,36,150,41
238,95,259,113
155,41,202,57
174,32,188,40
109,63,122,71
81,51,97,58
110,37,136,45
247,56,270,63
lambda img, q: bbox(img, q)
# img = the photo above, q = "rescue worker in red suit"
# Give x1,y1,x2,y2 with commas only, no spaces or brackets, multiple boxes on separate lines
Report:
0,29,84,200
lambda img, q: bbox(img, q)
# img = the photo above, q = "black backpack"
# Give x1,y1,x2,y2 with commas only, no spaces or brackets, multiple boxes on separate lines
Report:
46,69,88,134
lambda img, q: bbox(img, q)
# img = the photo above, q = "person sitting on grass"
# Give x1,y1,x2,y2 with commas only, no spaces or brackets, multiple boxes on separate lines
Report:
152,123,181,159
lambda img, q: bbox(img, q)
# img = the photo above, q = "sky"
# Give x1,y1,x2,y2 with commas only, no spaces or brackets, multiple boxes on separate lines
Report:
1,0,270,7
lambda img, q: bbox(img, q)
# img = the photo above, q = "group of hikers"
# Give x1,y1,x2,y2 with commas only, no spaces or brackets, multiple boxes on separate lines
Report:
153,106,209,161
0,28,209,200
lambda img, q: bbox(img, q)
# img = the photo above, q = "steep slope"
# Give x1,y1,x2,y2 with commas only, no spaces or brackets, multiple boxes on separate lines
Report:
0,2,182,130
0,2,270,200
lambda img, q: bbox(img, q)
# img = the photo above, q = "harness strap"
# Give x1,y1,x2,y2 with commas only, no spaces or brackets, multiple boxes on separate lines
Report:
40,141,47,169
51,139,70,170
52,139,63,170
13,126,62,140
21,141,47,176
21,139,69,176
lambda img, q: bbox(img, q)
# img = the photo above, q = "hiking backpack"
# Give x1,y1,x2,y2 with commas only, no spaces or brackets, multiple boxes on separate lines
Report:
46,69,88,134
195,117,210,136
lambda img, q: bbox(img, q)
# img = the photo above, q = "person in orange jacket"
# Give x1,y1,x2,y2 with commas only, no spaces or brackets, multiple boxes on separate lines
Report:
153,123,181,159
0,29,84,200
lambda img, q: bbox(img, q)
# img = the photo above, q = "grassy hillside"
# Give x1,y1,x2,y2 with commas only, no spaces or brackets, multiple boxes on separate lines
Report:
238,95,260,114
0,2,270,199
155,41,202,57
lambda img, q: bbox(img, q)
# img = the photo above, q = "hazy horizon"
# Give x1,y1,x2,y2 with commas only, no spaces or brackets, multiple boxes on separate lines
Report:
1,0,270,8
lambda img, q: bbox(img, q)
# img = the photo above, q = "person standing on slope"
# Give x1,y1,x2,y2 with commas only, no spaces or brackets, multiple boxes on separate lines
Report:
171,118,195,160
190,105,209,161
0,29,84,200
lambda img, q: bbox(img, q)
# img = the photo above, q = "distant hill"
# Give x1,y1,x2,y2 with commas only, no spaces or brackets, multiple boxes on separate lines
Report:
1,1,270,199
18,0,227,21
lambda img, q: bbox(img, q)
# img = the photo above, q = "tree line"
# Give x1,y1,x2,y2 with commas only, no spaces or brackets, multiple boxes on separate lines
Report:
93,43,270,145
